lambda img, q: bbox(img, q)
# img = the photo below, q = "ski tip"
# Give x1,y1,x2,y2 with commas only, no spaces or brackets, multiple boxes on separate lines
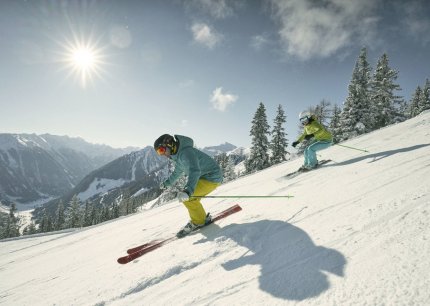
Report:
117,257,129,264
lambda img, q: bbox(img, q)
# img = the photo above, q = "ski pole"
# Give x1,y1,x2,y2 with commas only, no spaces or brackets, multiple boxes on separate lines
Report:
191,195,294,199
335,143,369,153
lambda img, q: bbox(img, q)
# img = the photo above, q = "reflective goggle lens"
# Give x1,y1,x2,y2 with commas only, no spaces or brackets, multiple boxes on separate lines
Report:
156,146,167,155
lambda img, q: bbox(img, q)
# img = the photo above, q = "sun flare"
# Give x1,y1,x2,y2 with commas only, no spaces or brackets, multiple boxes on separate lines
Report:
61,39,106,88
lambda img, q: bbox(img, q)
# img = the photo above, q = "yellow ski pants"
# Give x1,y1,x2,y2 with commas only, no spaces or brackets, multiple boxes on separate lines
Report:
183,179,220,225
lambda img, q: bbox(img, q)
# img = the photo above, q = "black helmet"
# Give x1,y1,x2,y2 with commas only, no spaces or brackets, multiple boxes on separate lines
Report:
154,134,177,154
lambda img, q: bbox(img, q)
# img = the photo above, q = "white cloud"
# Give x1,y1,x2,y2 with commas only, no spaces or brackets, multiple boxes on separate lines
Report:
191,23,223,49
181,119,188,127
269,0,379,60
186,0,239,19
210,87,238,112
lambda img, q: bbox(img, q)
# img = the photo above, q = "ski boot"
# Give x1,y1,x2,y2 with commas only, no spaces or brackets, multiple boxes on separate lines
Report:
176,213,212,238
176,221,201,238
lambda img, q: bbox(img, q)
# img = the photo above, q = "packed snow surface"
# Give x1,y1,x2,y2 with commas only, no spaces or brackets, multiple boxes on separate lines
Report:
1,112,430,305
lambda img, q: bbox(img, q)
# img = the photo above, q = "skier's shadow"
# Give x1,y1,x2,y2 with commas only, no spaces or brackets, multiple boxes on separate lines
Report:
195,220,346,301
331,143,430,166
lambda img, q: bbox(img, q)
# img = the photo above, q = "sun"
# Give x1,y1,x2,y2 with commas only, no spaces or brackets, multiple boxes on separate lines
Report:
61,39,106,88
72,47,96,70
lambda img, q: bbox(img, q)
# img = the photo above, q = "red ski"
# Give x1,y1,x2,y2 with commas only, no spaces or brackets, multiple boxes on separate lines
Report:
117,204,242,264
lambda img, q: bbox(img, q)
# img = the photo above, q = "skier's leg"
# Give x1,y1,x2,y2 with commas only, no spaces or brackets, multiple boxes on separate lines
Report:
183,179,219,225
303,146,311,167
307,141,332,167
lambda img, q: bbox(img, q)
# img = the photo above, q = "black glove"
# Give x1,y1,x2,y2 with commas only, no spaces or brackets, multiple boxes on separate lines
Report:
304,134,314,140
292,141,299,148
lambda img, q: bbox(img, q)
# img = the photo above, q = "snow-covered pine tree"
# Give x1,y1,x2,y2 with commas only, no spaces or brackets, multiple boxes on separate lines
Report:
98,205,109,222
2,203,20,238
23,222,37,236
216,153,237,182
224,156,237,182
90,204,98,225
408,86,422,118
54,200,65,230
329,104,342,143
339,47,373,140
311,99,332,126
245,102,271,173
83,201,93,227
214,153,233,182
270,104,289,165
111,201,120,219
418,79,430,113
66,195,81,229
370,53,403,129
40,211,53,233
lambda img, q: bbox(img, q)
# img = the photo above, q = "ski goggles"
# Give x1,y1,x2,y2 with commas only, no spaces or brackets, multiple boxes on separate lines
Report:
156,145,167,155
300,117,310,125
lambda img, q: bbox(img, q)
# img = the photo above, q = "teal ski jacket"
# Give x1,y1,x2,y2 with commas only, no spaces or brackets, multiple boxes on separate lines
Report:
164,135,223,195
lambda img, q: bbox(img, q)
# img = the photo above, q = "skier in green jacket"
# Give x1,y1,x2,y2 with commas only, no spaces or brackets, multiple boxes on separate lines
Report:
154,134,223,237
292,111,333,171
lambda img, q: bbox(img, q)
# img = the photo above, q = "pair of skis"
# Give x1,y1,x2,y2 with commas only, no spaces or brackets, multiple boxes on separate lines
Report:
117,204,242,264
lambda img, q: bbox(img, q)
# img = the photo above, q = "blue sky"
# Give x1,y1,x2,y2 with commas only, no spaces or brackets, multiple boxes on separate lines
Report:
1,0,429,149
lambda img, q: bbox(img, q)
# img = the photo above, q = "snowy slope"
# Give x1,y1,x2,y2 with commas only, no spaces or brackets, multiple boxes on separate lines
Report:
1,112,430,305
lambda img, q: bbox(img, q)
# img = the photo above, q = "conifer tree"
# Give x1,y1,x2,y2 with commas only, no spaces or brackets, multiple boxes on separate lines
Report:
83,201,93,227
101,205,110,222
370,53,403,129
111,201,120,219
90,204,98,225
66,195,81,228
245,102,271,173
54,200,65,230
2,203,20,238
418,79,430,113
270,104,289,165
311,100,332,126
215,153,237,182
340,47,373,140
23,222,37,236
40,211,54,232
408,86,422,118
329,104,342,143
224,156,237,182
215,153,230,182
119,191,134,216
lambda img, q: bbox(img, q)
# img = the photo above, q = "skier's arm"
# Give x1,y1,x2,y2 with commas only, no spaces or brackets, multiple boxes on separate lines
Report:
165,163,183,187
182,150,201,195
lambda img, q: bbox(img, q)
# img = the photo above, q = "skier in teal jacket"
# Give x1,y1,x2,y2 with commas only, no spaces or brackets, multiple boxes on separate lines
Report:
154,134,223,237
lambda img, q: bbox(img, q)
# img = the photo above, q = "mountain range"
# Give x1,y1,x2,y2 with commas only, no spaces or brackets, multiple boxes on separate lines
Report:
0,133,137,205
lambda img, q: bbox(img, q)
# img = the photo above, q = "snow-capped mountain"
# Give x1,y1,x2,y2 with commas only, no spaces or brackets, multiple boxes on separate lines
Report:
201,142,238,157
35,146,169,218
0,133,137,205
